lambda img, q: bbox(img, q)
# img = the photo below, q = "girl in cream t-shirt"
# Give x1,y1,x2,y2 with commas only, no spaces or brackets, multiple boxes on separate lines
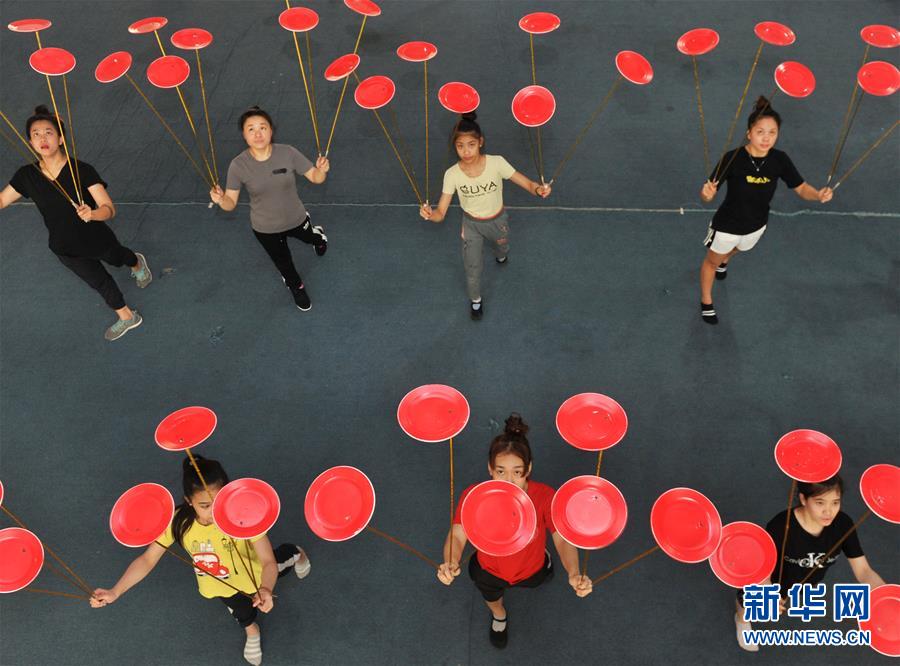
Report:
420,112,550,320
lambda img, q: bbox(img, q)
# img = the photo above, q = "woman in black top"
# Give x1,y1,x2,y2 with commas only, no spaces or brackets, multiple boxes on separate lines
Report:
699,96,833,325
0,106,150,340
734,475,886,652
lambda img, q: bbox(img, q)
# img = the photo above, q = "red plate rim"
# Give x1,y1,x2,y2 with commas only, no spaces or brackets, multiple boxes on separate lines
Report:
212,478,281,540
859,583,900,657
278,7,320,33
754,21,796,46
774,60,816,98
518,12,561,35
396,384,470,443
7,18,52,33
650,487,722,563
459,480,537,557
615,50,654,85
860,24,900,49
344,0,382,18
555,392,628,451
95,51,133,84
708,521,777,588
304,466,376,542
128,16,168,34
860,464,900,523
676,28,721,56
324,53,361,82
857,61,900,97
551,475,628,550
437,81,480,114
0,527,44,593
109,483,175,548
773,429,841,482
154,405,217,451
354,74,396,110
0,479,4,506
170,28,213,50
29,47,76,77
396,41,438,62
511,84,556,128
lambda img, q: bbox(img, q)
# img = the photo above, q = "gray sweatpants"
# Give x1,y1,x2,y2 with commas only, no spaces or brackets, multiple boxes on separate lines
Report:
461,210,510,301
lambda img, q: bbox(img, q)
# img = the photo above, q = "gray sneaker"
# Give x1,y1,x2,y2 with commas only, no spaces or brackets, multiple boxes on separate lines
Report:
131,252,152,288
105,311,143,341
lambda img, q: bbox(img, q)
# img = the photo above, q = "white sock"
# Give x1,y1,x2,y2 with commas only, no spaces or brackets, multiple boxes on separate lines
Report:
244,633,262,665
491,615,507,632
734,612,758,652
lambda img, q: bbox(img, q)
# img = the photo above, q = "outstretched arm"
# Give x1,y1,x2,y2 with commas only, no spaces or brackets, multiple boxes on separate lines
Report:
250,535,279,612
90,541,167,607
304,156,330,184
437,524,468,585
509,171,550,198
552,532,592,597
420,192,453,224
793,182,832,203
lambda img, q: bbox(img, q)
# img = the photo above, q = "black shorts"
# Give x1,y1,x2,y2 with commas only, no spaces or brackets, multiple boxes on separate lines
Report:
468,550,554,602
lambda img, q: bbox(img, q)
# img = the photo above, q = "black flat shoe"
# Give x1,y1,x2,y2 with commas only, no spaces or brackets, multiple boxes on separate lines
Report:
489,615,507,649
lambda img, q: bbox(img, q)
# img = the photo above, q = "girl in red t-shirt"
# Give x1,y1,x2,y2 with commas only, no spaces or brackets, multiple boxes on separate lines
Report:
436,413,592,649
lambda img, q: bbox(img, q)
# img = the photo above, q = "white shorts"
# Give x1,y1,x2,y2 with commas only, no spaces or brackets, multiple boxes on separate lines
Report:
703,224,766,254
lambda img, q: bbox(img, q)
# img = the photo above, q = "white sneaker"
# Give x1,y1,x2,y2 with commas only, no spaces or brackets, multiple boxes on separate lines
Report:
293,547,311,579
735,613,759,652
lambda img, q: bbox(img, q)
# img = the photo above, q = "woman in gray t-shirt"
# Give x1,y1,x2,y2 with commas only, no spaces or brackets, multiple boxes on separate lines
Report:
210,106,330,311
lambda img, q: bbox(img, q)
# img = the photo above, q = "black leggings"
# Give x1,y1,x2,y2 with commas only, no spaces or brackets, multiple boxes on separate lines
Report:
219,543,301,627
55,243,137,311
252,216,318,290
468,550,554,602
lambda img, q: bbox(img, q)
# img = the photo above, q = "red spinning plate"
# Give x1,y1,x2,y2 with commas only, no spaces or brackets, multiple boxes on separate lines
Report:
708,521,777,588
860,584,900,657
438,82,480,114
676,28,720,56
551,476,627,549
860,464,900,523
304,466,375,541
0,528,43,593
95,52,133,84
774,61,816,98
147,55,190,89
774,429,841,482
7,19,51,33
109,483,175,548
397,384,469,443
213,478,281,540
355,75,395,110
511,85,556,127
651,487,722,563
324,53,360,82
860,25,900,49
29,47,75,76
171,28,213,50
858,61,900,97
754,21,796,46
555,393,628,451
154,406,217,451
344,0,382,18
128,16,168,34
615,50,654,85
279,7,319,33
518,12,561,35
396,41,437,63
460,480,537,557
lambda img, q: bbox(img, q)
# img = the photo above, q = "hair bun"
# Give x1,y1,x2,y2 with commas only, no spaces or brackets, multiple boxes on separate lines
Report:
504,412,529,436
460,111,477,122
34,104,51,115
752,96,770,111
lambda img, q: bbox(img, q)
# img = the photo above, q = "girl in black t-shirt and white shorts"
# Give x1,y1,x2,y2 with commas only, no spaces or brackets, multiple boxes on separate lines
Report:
698,96,833,325
733,475,887,652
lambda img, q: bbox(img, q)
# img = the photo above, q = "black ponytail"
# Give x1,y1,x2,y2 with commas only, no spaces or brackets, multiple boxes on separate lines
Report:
171,455,229,548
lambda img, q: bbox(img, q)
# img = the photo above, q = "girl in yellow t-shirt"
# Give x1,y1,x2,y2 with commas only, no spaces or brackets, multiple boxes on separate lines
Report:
90,456,311,666
420,112,551,320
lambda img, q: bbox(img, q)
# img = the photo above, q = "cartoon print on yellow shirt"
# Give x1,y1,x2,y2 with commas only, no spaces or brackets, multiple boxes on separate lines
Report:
190,538,231,579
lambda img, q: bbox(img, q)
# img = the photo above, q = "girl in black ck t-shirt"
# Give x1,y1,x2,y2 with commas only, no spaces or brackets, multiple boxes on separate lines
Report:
0,106,151,341
698,96,833,325
733,476,887,652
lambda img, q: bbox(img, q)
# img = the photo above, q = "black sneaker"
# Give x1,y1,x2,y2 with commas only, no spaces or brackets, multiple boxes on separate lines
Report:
489,615,508,649
495,255,508,265
701,302,718,325
291,283,312,311
470,300,483,320
715,262,728,281
312,225,328,257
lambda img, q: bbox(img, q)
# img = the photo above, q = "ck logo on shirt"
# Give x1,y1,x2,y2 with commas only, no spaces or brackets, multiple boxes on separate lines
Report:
460,181,498,196
787,552,837,569
745,175,772,184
